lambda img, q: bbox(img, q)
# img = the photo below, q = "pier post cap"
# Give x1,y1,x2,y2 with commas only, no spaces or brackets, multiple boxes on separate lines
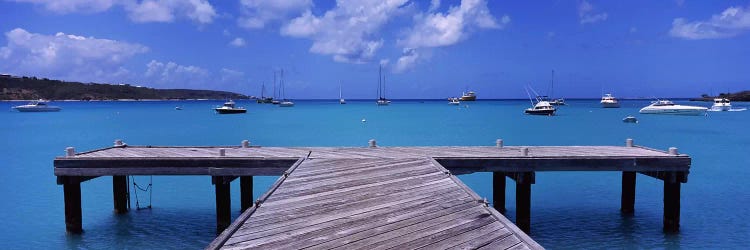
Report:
114,139,124,147
521,147,529,156
368,139,377,148
241,140,250,148
668,147,678,155
496,139,503,148
625,138,634,147
65,147,75,157
219,148,226,156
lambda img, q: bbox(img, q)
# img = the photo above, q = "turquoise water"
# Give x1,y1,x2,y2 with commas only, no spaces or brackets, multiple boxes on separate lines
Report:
1,99,748,249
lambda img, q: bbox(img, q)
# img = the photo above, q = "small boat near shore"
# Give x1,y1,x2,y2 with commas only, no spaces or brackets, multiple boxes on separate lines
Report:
448,97,460,105
214,100,246,114
710,98,731,111
12,100,61,112
639,100,707,116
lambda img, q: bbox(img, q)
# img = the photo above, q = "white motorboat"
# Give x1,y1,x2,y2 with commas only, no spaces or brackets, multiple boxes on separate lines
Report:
600,93,620,108
214,100,246,114
448,97,460,105
639,100,707,116
12,100,61,112
709,98,731,111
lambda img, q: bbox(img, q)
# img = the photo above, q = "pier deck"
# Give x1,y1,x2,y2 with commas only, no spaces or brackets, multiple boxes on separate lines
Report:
54,142,691,249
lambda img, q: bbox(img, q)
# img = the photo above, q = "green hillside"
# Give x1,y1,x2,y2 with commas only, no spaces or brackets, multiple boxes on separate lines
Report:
0,75,248,100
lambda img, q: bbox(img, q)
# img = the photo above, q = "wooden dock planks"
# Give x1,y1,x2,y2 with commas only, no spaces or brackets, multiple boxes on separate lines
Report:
215,157,540,250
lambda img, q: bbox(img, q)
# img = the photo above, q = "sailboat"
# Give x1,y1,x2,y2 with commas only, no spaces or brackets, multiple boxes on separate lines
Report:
279,69,294,107
376,65,390,106
548,70,565,106
339,82,346,104
257,82,273,103
271,70,280,105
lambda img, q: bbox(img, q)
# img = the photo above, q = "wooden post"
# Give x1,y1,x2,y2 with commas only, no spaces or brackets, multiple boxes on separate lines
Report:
516,173,532,233
621,171,636,214
664,173,681,233
493,172,506,214
112,175,128,214
213,177,231,234
240,176,253,212
63,179,83,234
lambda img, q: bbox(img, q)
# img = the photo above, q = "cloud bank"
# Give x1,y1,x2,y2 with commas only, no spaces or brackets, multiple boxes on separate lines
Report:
11,0,217,24
670,5,750,40
0,28,148,83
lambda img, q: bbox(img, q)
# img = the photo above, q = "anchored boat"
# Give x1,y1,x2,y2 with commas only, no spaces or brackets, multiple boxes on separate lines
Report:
639,100,707,116
12,100,61,112
214,100,246,114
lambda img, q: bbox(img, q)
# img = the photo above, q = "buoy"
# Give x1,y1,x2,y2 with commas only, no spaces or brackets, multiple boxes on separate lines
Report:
361,118,366,123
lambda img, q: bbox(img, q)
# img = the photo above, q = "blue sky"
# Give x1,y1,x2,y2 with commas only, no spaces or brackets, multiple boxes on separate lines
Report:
1,0,749,99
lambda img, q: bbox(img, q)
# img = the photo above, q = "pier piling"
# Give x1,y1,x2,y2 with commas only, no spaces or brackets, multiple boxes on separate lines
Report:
112,175,128,214
63,178,82,234
621,171,636,214
663,173,681,233
493,172,506,214
213,176,232,234
240,176,253,212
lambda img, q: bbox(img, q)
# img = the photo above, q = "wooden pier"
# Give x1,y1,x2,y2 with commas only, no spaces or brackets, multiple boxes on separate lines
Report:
53,139,691,249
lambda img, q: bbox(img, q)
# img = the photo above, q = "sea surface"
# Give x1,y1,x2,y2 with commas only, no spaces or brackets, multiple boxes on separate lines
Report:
1,99,748,249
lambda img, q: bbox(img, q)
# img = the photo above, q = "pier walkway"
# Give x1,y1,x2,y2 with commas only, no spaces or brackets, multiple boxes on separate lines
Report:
53,140,691,249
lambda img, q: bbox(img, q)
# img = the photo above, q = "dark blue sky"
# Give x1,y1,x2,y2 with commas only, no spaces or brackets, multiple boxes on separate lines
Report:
1,0,748,99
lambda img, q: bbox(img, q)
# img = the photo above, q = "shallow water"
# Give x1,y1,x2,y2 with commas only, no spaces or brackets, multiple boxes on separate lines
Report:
1,99,748,249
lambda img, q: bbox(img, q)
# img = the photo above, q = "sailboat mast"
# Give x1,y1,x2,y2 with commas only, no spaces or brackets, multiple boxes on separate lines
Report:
378,64,382,99
383,74,386,99
273,71,277,99
551,70,555,98
281,69,285,100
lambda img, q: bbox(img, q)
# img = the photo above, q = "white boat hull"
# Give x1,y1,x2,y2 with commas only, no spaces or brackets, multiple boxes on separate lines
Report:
639,107,707,116
601,102,620,108
14,107,61,112
709,105,731,111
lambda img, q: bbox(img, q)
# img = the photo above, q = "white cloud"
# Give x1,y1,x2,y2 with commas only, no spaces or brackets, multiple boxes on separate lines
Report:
396,0,504,71
394,48,418,72
428,0,440,12
11,0,216,24
229,37,246,47
10,0,117,14
238,0,313,29
578,0,608,24
669,6,750,40
281,0,409,63
0,28,148,83
144,60,210,88
400,0,506,48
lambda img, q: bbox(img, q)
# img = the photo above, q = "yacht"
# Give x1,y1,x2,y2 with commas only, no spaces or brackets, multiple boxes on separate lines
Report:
639,100,707,116
600,93,620,108
710,98,731,111
549,98,566,106
214,100,246,114
525,98,556,115
12,100,61,112
448,97,460,105
459,91,476,101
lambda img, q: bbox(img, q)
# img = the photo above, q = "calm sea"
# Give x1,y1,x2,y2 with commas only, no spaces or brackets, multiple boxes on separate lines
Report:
1,99,748,249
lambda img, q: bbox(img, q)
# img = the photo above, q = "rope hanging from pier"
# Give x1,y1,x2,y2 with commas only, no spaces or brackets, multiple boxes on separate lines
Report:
132,176,153,210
